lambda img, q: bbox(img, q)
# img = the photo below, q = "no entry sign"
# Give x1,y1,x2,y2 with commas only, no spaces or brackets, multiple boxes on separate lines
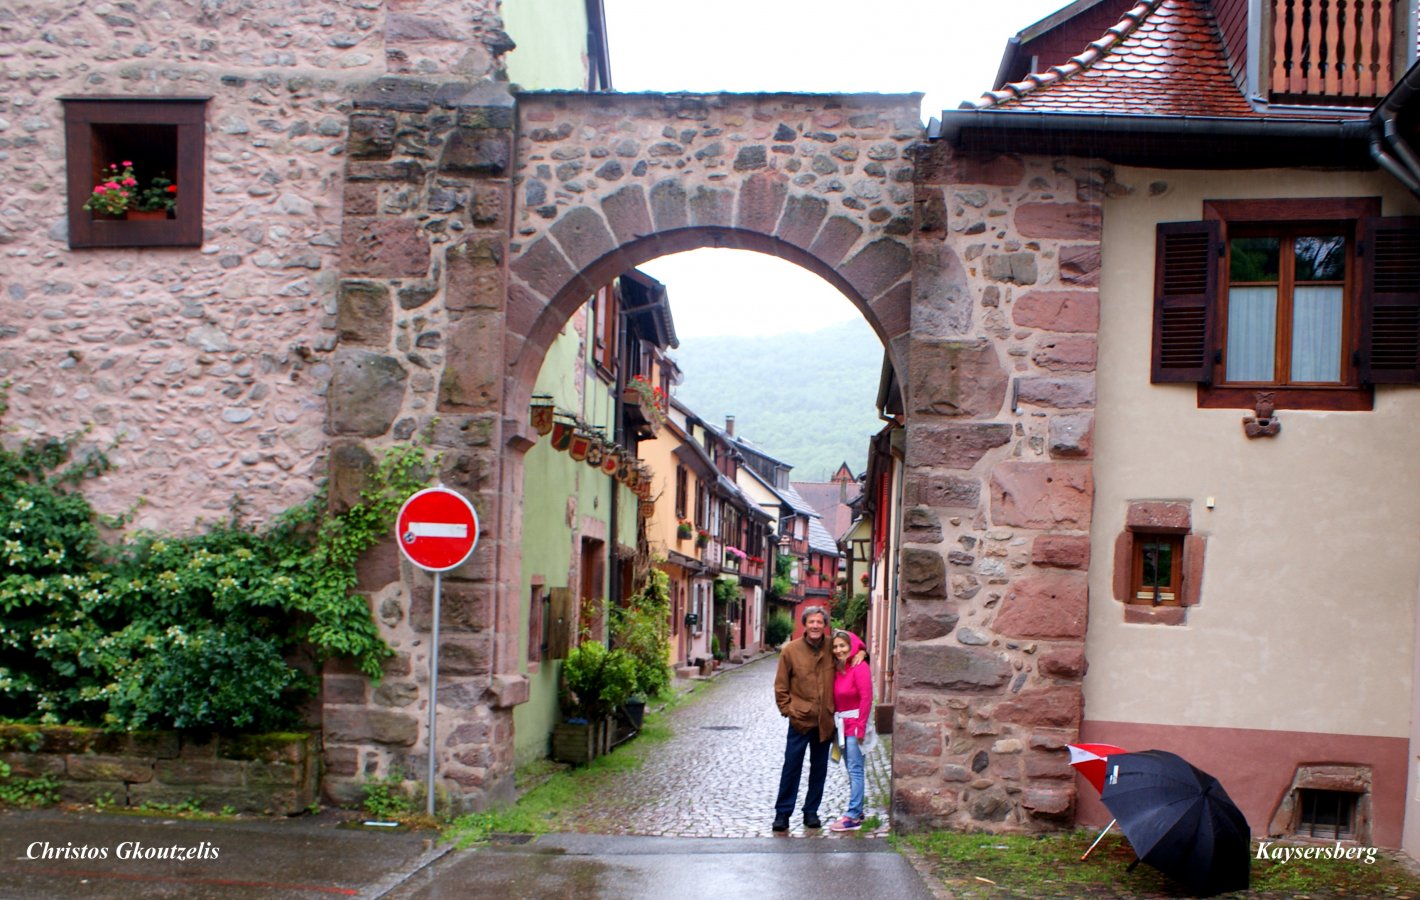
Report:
396,487,480,572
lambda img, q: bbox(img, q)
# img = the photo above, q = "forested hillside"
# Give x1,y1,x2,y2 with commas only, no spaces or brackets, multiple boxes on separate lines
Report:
667,318,885,481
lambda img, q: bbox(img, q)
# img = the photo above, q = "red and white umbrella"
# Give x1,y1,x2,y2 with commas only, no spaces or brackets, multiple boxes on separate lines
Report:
1068,742,1128,794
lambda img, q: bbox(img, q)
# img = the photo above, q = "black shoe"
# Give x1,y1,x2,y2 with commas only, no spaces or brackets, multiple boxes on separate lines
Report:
772,816,789,832
803,813,822,829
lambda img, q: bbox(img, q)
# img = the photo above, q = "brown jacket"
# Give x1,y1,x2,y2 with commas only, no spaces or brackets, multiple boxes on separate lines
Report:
774,635,836,742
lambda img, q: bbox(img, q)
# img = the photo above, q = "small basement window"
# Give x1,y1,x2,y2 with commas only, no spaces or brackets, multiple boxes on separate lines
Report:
1132,533,1183,606
1296,789,1357,840
62,96,208,249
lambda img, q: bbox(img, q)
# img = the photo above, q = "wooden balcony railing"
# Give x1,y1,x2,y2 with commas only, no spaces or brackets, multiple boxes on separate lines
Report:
1271,0,1399,103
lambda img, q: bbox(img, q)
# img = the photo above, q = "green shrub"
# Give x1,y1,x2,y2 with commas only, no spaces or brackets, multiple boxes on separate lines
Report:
765,611,793,646
561,641,637,720
769,553,794,600
361,767,416,820
832,590,869,636
610,569,671,699
0,400,429,733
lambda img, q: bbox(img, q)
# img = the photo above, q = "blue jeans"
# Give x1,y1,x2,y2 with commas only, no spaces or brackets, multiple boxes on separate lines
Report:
774,722,831,819
843,735,864,820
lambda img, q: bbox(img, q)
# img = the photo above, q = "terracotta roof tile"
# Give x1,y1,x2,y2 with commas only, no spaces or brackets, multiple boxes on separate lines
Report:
973,0,1257,117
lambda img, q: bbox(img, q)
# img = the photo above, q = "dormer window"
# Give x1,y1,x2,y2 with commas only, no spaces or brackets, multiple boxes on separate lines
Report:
1266,0,1413,105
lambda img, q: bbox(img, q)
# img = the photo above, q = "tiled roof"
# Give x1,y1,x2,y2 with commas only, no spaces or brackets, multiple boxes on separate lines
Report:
974,0,1256,117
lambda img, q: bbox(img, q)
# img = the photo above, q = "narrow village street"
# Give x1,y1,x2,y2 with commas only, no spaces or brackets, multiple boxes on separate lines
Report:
556,653,892,840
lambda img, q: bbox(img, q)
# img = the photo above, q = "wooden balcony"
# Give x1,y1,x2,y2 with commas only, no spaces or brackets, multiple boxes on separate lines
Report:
1270,0,1400,104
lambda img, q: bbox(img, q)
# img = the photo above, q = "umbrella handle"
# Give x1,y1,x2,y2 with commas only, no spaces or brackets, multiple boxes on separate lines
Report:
1080,818,1116,860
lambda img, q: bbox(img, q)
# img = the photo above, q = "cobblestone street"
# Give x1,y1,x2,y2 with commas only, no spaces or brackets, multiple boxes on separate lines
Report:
557,653,892,839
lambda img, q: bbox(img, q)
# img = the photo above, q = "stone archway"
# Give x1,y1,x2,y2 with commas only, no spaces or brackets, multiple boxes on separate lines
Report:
325,83,1098,829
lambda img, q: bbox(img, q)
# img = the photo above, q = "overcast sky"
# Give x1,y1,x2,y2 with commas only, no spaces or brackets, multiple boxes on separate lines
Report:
603,0,1072,337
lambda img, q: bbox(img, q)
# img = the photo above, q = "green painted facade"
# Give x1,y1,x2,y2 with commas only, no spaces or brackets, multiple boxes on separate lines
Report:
502,0,591,91
513,310,638,767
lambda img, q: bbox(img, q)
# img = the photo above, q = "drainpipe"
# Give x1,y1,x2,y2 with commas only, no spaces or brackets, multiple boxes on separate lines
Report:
1371,61,1420,198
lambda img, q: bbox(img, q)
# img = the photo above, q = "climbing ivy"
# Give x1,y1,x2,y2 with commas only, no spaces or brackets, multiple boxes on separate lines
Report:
0,393,432,733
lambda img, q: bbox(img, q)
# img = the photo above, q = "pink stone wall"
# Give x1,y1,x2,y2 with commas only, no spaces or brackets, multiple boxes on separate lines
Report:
895,144,1103,832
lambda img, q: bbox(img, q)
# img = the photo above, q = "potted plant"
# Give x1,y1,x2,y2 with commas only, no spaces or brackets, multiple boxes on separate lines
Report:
554,641,637,764
82,162,177,219
696,529,710,548
677,519,693,540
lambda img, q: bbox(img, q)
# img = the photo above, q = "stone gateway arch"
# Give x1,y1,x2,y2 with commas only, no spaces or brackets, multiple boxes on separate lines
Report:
326,83,1098,831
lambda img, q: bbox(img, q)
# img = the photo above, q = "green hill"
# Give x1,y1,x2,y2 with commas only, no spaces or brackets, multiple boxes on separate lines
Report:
667,319,886,481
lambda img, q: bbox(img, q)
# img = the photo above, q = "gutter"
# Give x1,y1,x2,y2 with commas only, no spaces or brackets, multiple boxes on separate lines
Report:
934,109,1373,168
1371,60,1420,197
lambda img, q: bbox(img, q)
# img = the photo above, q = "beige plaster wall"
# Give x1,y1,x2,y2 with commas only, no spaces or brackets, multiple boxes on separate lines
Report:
1088,167,1420,738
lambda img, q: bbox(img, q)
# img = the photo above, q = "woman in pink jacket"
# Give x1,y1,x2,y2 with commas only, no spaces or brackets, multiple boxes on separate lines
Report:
829,629,872,831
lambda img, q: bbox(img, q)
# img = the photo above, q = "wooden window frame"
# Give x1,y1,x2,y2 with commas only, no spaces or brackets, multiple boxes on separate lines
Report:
62,96,207,249
674,465,688,520
1112,501,1206,625
1152,197,1420,410
1131,533,1184,606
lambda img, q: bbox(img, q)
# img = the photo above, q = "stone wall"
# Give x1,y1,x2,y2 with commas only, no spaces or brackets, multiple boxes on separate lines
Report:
0,725,318,815
892,144,1104,831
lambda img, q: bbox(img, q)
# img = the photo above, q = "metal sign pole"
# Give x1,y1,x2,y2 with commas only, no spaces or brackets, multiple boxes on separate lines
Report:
427,570,442,816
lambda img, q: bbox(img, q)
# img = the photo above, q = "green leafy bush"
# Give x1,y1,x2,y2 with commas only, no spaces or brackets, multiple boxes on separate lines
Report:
832,590,869,636
0,408,429,733
560,641,637,721
769,553,794,600
610,569,671,699
765,611,793,647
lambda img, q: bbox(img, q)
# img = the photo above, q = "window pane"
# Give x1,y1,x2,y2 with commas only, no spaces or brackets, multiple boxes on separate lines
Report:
1291,285,1344,382
1230,237,1280,281
1142,540,1173,587
1295,236,1345,282
1226,286,1278,381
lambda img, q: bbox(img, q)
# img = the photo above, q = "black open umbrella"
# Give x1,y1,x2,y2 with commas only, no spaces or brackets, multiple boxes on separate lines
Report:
1099,749,1251,896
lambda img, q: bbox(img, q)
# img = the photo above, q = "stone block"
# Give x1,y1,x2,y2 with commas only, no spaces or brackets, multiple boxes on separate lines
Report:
1031,336,1096,372
899,600,960,641
1126,500,1191,533
1048,413,1094,459
1014,203,1101,240
439,635,493,676
324,747,359,778
348,114,397,159
983,252,1037,285
776,194,828,249
649,179,689,231
327,440,375,515
688,185,734,227
890,717,943,757
1025,751,1073,780
1022,786,1074,817
0,752,64,779
222,733,315,765
439,314,501,411
994,686,1083,729
356,537,402,592
410,578,493,632
324,709,419,747
1038,647,1087,678
950,154,1025,186
602,184,654,246
737,171,788,234
911,243,972,337
1059,245,1100,285
59,781,128,805
841,237,911,302
809,216,864,267
1015,376,1096,409
900,548,947,598
1031,534,1090,569
328,351,408,437
549,206,615,272
509,236,574,301
439,127,510,176
909,339,1008,418
905,472,981,510
1011,290,1099,333
908,422,1012,469
903,507,943,543
993,574,1088,640
342,218,430,279
323,675,369,705
65,755,154,783
896,643,1010,690
445,238,505,312
155,758,246,787
990,461,1093,529
490,674,530,708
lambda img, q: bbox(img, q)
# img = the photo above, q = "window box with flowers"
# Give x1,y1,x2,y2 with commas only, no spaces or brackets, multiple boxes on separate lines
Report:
622,375,668,434
63,96,207,249
724,546,747,569
677,520,694,540
696,530,710,548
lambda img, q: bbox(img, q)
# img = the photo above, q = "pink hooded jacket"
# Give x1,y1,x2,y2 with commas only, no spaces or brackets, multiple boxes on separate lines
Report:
832,631,872,740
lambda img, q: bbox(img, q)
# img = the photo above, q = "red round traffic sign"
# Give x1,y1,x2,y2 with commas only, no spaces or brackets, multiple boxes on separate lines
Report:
395,487,480,572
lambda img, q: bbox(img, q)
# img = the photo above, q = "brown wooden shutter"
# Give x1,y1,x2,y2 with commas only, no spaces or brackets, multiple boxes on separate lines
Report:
1358,216,1420,385
1151,220,1221,384
546,587,574,660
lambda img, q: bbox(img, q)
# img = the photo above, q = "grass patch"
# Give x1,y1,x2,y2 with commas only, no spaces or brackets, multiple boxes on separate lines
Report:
900,830,1420,899
444,697,677,848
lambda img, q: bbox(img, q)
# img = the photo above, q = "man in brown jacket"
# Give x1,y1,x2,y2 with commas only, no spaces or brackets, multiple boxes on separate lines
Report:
772,605,835,832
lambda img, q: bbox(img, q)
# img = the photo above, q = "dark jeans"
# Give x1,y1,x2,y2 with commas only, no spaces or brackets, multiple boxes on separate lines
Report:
774,721,831,818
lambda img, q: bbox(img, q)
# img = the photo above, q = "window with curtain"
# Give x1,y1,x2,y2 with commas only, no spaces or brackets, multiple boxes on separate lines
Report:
1225,233,1346,386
